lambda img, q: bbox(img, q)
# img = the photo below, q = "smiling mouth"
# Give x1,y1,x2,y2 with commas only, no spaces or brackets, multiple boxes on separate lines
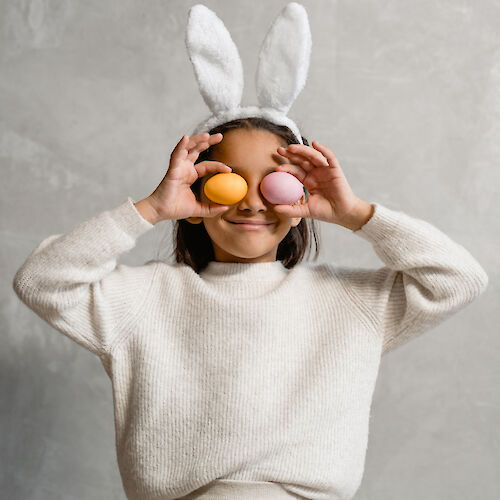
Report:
227,221,275,229
227,221,274,225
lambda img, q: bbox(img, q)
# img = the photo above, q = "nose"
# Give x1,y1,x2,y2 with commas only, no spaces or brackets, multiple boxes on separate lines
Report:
236,180,269,213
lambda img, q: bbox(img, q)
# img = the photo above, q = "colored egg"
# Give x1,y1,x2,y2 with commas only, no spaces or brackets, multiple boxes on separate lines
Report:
260,171,304,205
204,172,248,205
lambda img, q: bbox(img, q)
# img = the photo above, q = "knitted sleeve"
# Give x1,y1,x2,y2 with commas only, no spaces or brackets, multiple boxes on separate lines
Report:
12,197,157,357
330,203,489,356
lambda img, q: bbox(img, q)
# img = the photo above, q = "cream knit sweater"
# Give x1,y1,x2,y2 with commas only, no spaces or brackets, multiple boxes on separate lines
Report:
12,197,488,500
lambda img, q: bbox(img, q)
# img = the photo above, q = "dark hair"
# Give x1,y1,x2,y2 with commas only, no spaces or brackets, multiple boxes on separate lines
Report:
160,117,321,274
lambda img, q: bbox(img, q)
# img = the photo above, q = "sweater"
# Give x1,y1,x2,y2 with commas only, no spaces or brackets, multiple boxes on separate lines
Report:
12,197,488,500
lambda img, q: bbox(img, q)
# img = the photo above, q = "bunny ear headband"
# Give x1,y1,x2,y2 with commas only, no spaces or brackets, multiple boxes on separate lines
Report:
185,2,312,144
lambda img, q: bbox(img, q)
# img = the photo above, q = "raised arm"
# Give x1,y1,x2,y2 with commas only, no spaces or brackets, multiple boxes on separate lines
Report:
330,202,489,356
12,197,157,357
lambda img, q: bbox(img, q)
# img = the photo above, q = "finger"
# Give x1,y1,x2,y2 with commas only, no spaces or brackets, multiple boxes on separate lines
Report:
170,135,191,163
195,160,232,178
311,141,342,169
185,132,208,149
187,133,223,157
273,200,310,218
282,144,329,169
188,141,209,157
274,163,308,184
277,146,316,173
186,132,222,148
172,134,189,154
195,201,231,218
207,132,223,146
277,145,328,171
186,133,206,151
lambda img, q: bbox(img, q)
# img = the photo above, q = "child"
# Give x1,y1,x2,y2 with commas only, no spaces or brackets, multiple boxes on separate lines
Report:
11,121,490,500
12,4,489,500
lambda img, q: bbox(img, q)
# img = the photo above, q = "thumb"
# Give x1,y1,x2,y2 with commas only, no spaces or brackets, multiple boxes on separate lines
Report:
273,204,298,217
273,199,309,218
196,203,231,218
211,204,231,216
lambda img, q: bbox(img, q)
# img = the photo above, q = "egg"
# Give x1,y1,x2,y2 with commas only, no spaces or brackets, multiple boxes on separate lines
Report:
204,172,248,205
260,171,304,205
204,170,305,206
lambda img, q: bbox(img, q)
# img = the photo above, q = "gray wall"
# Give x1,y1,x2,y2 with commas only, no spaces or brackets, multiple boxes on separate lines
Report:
2,1,498,499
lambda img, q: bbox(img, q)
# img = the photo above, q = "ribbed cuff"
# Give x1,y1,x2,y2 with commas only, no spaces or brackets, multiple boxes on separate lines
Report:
352,202,404,243
106,197,155,240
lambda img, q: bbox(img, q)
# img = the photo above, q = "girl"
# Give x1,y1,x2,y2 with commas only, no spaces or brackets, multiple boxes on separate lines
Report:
12,116,488,500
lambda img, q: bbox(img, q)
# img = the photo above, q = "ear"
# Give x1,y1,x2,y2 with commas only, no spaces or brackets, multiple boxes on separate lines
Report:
255,2,312,114
185,4,244,115
185,217,203,225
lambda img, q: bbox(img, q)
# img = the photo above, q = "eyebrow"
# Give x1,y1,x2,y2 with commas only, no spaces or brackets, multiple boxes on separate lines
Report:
228,165,278,174
227,153,288,172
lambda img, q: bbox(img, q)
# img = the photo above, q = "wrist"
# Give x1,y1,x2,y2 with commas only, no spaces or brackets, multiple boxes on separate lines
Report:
336,199,374,231
134,197,163,225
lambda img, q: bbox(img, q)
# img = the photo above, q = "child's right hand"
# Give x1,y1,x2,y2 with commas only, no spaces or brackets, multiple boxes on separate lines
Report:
147,133,232,221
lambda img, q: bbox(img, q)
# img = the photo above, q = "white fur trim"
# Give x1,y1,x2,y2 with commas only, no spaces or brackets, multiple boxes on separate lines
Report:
185,3,311,145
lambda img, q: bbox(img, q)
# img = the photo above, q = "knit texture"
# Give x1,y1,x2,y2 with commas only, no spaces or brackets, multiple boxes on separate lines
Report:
12,197,488,500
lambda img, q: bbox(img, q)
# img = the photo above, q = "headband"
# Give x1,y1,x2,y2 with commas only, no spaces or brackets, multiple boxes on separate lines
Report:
185,2,312,144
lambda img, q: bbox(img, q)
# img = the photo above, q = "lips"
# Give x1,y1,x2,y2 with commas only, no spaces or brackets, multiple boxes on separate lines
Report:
228,222,273,225
226,219,276,230
226,220,275,225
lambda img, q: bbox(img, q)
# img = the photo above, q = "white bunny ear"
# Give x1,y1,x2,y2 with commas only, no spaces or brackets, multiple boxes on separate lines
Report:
256,2,312,114
185,4,244,115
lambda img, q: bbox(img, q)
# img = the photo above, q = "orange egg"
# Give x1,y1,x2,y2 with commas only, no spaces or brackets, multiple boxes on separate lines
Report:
204,173,248,205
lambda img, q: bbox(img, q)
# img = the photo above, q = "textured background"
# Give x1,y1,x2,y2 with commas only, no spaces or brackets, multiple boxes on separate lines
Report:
2,1,498,499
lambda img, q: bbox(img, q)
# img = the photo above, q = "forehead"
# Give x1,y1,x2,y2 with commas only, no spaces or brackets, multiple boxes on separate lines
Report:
228,153,288,172
208,129,289,176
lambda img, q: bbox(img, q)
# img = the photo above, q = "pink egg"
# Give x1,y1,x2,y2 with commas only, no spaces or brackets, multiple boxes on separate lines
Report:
260,171,305,205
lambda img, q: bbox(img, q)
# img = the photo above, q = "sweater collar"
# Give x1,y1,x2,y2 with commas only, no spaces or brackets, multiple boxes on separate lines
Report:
200,260,289,281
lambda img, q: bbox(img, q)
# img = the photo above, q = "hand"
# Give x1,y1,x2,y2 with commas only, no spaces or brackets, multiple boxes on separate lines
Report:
148,133,233,221
274,141,368,226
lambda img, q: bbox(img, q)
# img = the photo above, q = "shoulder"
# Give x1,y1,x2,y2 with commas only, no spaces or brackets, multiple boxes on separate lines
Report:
108,258,159,280
296,261,391,304
291,261,354,295
145,260,199,288
99,259,160,297
294,262,382,332
306,262,393,287
295,261,365,284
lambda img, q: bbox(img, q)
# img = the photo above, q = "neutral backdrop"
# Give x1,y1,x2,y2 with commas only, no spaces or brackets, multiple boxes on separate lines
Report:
2,1,498,499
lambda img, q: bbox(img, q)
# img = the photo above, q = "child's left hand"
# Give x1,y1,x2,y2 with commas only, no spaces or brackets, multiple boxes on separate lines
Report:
274,141,363,225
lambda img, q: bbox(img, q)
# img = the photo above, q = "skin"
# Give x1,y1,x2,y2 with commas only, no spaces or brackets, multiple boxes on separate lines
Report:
185,128,307,263
134,130,375,259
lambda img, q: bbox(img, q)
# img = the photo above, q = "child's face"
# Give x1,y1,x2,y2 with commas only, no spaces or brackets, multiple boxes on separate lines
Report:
186,128,305,263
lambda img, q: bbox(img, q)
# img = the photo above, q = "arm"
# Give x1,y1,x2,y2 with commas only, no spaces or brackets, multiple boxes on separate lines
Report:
12,197,158,357
331,202,489,356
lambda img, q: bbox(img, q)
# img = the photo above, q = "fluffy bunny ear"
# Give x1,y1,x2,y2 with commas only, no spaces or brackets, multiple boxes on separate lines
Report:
185,4,244,115
256,2,312,114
